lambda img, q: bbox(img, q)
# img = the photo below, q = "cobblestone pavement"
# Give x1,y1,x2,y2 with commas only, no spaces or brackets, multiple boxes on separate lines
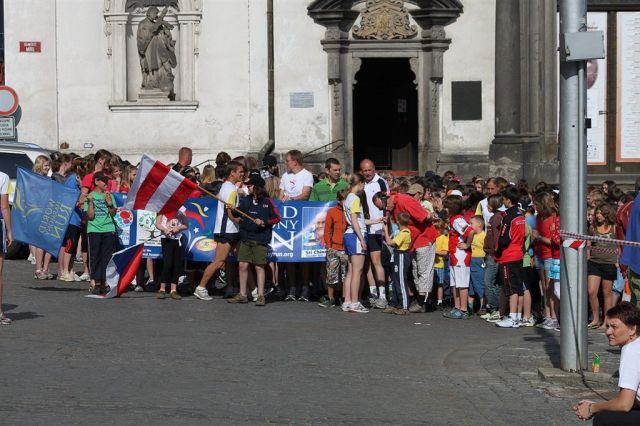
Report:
0,260,617,425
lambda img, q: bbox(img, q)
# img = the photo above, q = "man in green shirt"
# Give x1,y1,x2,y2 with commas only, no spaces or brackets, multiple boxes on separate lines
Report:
309,158,348,202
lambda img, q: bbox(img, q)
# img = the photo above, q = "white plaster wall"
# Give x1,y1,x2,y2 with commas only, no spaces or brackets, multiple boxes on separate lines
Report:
273,0,330,153
441,0,496,155
4,0,59,147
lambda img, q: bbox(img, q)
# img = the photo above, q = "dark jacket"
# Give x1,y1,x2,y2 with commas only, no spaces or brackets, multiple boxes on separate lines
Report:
237,195,280,245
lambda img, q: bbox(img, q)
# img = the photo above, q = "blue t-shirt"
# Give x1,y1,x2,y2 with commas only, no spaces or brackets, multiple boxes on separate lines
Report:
621,196,640,274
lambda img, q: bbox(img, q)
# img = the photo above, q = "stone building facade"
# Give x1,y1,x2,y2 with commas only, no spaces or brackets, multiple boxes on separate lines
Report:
3,0,639,181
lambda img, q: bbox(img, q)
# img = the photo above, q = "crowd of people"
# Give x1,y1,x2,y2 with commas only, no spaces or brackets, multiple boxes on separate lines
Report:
1,146,640,326
1,145,640,421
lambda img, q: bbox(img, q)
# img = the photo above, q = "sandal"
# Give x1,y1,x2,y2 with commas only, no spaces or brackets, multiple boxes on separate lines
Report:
587,322,601,330
0,313,12,325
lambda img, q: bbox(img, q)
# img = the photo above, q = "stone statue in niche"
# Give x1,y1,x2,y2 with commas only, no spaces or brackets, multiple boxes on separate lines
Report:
137,6,177,101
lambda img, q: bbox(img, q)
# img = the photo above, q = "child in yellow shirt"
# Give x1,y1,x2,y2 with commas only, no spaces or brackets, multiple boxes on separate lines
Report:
383,212,412,315
434,220,450,310
469,215,486,314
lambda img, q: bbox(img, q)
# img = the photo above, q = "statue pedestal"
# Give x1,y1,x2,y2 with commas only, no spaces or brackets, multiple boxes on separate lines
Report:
138,89,171,103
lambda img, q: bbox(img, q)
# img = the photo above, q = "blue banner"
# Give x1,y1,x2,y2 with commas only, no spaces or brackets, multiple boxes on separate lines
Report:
11,168,80,255
112,194,335,263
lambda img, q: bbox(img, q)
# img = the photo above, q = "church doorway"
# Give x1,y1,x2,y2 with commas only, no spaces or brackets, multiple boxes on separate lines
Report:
353,58,418,171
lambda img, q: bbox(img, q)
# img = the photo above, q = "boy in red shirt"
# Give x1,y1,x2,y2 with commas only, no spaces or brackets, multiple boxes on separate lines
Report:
443,195,475,320
495,186,527,328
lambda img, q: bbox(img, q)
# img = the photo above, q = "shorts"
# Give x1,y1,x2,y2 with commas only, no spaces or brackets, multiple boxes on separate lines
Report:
344,233,367,256
548,258,560,281
237,240,268,265
63,224,81,255
366,234,383,253
469,257,485,297
522,265,538,291
449,265,470,289
534,257,553,272
214,232,240,245
0,219,6,255
499,261,525,297
325,248,348,285
587,260,617,282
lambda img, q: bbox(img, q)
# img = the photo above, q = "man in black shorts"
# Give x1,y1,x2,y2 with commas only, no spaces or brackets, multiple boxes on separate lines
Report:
360,159,389,308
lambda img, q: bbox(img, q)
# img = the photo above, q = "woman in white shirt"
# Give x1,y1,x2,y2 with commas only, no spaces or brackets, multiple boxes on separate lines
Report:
574,302,640,424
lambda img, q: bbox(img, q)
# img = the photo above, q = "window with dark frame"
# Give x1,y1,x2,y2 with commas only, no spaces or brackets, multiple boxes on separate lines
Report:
451,81,482,121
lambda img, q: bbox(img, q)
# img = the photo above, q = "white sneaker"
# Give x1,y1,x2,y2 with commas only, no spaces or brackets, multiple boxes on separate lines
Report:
28,254,36,265
78,272,91,282
486,311,502,323
349,302,369,313
374,298,388,309
251,288,258,301
542,318,560,330
496,317,520,328
521,317,536,327
193,286,213,301
341,302,353,312
134,285,144,293
58,272,71,282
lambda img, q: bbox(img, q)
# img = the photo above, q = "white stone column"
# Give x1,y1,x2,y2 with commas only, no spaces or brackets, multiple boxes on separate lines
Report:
105,13,128,103
177,13,200,102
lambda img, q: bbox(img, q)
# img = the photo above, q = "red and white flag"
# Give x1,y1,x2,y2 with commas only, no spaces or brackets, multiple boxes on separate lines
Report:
124,154,197,214
563,239,586,250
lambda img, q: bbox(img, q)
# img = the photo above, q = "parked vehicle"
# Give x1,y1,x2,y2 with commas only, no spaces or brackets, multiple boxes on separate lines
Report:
0,142,55,258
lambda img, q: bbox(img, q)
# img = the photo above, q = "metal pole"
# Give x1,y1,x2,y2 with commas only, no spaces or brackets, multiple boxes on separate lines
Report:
559,0,589,372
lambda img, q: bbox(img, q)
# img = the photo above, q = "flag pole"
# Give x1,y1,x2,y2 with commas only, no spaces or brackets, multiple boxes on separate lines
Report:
196,185,264,226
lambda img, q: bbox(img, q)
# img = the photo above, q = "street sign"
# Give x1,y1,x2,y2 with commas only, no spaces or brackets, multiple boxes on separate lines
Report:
0,116,16,139
0,86,19,116
19,41,41,53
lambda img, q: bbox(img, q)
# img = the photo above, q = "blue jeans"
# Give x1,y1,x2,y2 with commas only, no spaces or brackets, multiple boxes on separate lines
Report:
469,257,485,298
434,259,451,298
484,256,500,310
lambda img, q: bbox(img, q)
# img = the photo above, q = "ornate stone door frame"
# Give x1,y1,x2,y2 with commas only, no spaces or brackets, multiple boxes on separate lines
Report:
308,0,463,172
103,0,202,111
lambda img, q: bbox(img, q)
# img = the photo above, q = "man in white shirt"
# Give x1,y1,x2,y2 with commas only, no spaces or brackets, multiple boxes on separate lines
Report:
279,150,313,202
360,159,389,308
194,161,245,301
279,150,314,301
0,171,13,324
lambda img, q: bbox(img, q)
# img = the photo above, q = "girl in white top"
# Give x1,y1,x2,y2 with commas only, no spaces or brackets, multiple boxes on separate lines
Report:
574,302,640,423
342,174,384,314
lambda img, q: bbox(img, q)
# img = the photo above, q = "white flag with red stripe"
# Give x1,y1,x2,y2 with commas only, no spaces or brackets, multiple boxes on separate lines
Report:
563,239,586,250
123,154,197,214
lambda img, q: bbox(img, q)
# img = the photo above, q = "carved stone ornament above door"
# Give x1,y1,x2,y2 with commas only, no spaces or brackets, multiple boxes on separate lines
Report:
352,0,417,40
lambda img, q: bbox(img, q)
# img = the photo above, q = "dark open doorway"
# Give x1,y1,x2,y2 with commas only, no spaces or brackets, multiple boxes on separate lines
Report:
353,58,418,171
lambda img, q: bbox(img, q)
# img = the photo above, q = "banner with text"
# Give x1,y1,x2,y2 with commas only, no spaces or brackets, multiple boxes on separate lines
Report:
112,194,335,263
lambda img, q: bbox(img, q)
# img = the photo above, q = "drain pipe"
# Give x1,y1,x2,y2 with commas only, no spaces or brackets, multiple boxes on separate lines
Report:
259,0,275,159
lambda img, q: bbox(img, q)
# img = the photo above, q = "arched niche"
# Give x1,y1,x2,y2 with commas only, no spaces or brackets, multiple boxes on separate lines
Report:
104,0,202,111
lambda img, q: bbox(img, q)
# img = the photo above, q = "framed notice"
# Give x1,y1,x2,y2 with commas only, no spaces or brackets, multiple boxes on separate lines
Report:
586,13,607,165
617,13,640,162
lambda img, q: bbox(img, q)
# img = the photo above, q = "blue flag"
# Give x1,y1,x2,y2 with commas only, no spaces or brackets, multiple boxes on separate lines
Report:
11,167,81,255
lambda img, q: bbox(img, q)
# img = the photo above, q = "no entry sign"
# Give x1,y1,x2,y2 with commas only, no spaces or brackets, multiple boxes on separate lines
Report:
0,86,19,116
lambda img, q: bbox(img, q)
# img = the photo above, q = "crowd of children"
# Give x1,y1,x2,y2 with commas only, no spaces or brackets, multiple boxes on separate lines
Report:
4,147,640,332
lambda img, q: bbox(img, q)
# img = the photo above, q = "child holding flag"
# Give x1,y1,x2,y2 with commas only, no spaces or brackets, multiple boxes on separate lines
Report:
84,171,118,295
155,209,189,300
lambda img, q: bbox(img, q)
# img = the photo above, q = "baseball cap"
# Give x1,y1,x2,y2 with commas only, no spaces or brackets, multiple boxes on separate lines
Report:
262,155,277,167
93,171,108,183
407,183,424,195
247,175,265,188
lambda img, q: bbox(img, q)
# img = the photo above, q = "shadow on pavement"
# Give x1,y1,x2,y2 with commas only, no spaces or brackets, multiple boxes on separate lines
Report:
1,304,43,321
524,328,561,368
7,311,43,321
27,286,86,292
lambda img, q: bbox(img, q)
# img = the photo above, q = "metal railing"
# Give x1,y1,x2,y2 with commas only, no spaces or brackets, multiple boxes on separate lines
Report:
303,139,345,158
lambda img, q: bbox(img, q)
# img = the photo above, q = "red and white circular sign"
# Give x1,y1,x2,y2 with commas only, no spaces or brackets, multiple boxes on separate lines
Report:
0,86,19,116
